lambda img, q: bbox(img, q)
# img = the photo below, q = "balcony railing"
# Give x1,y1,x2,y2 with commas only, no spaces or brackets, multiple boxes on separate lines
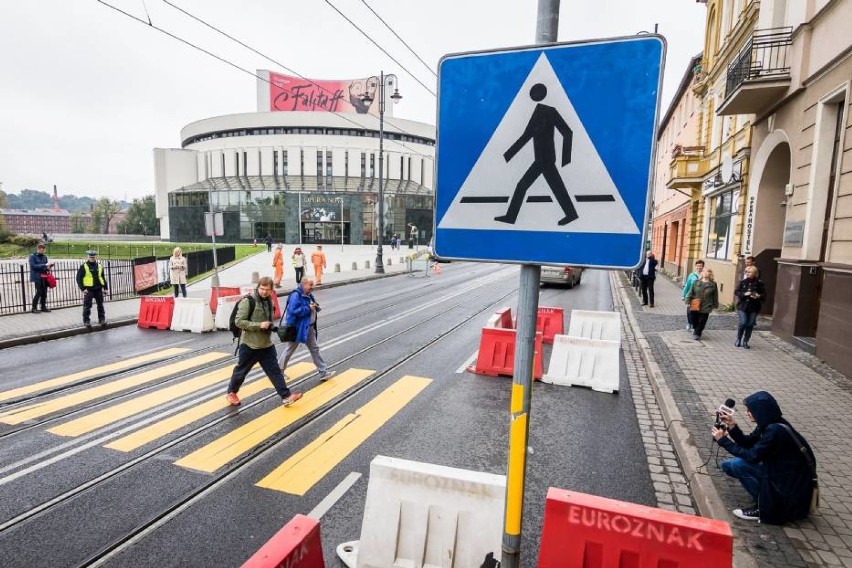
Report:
725,27,792,99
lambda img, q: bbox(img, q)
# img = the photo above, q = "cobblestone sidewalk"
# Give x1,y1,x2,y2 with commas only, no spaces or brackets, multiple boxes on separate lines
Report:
619,271,852,567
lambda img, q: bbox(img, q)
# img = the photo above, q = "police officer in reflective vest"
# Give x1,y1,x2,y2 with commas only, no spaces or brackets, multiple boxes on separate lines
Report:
76,250,109,328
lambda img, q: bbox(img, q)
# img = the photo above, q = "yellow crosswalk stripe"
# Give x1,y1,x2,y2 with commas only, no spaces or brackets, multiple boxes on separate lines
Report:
0,348,190,403
104,362,317,452
256,375,431,496
0,352,229,426
175,368,375,474
47,364,238,437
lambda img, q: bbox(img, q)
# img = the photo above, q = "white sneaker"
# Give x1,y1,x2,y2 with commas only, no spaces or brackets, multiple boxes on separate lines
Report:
318,370,336,382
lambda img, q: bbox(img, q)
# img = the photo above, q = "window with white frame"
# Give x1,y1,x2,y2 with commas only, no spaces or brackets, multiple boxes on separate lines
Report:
705,188,740,259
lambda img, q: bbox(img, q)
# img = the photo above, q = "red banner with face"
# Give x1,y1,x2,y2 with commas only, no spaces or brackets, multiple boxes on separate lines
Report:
269,73,379,116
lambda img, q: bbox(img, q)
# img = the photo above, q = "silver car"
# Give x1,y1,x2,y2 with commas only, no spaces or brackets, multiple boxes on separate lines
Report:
540,265,583,288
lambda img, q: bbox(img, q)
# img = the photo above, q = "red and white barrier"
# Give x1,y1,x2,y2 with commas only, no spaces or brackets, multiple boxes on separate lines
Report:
242,514,325,568
137,296,175,330
539,488,733,567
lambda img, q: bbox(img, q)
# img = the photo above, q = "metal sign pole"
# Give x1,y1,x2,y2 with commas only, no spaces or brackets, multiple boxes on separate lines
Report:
207,187,220,289
501,2,559,567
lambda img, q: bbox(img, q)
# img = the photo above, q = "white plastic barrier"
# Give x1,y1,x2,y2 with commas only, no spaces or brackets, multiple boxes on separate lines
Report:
337,455,505,568
214,295,244,330
542,335,620,393
484,313,502,328
567,309,621,343
170,297,215,333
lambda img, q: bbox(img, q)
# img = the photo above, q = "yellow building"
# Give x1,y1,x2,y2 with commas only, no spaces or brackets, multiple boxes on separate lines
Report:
693,0,762,306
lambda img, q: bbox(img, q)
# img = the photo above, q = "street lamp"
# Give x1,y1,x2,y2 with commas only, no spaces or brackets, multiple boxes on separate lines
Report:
361,72,402,274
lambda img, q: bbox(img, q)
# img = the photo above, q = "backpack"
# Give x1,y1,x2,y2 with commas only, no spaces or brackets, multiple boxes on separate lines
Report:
229,295,256,342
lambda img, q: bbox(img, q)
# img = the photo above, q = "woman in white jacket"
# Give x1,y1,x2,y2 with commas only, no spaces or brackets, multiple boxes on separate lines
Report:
169,247,188,298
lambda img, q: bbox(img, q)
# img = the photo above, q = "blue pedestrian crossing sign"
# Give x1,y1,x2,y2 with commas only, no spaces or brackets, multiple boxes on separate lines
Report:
434,35,665,268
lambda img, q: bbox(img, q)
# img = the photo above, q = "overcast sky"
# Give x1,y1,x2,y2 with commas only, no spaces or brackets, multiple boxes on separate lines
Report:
0,0,706,201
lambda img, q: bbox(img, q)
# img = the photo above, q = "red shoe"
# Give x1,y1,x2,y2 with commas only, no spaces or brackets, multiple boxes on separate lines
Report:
225,392,241,406
282,392,303,407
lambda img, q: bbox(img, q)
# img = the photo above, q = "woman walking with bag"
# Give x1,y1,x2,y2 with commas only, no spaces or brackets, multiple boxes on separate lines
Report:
169,247,188,298
734,266,765,349
291,247,307,284
686,268,719,341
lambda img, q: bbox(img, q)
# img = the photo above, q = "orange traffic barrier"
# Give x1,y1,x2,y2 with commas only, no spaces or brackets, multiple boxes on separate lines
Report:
536,306,564,344
538,488,733,568
209,286,241,314
241,514,325,568
137,296,175,330
494,307,513,329
472,327,543,379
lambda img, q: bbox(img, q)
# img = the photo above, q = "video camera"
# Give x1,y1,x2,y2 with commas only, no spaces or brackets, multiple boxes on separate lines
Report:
714,398,736,430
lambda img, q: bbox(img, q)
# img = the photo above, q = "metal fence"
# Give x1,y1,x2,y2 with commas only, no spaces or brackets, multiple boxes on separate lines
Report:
0,259,136,315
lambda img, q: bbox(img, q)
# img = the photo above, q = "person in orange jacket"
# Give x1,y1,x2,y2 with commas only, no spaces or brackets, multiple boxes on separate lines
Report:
311,245,327,285
272,243,284,287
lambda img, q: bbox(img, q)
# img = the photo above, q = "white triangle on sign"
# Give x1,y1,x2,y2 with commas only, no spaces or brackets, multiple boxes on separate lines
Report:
438,53,640,234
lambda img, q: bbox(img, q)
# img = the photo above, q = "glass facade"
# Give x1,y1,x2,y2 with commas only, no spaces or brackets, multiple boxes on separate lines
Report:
168,186,433,245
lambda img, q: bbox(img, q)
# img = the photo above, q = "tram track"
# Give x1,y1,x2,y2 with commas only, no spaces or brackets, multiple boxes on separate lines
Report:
0,267,518,541
0,265,484,439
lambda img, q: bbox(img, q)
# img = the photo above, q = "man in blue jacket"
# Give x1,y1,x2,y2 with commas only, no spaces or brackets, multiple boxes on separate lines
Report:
277,278,336,382
712,391,816,523
29,242,54,313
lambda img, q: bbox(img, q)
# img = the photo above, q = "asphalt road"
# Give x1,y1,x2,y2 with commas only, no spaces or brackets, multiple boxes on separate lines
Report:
0,262,654,567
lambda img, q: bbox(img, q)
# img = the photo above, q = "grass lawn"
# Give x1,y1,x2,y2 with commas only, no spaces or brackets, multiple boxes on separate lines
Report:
1,241,262,261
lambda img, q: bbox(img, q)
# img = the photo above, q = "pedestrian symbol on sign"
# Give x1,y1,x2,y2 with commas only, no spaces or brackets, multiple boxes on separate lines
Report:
495,83,578,226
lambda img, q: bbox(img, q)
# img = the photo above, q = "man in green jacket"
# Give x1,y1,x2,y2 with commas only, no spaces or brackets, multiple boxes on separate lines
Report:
681,259,704,332
226,277,302,407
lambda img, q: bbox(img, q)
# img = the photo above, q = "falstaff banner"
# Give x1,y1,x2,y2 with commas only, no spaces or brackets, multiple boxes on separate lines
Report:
258,71,388,117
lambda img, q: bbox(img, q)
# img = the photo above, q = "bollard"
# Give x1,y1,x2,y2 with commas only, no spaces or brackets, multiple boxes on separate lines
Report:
334,263,340,273
365,260,371,269
388,258,393,266
386,258,391,265
400,257,404,264
251,271,259,283
351,262,357,270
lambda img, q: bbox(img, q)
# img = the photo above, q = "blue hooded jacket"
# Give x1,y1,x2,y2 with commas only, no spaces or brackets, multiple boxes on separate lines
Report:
283,285,319,344
718,391,816,524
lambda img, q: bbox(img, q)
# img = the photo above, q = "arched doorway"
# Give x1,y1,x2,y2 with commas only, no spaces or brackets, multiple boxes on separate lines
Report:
748,133,791,315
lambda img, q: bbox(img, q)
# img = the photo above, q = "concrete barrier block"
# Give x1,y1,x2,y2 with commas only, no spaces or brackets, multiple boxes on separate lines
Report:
170,297,215,333
339,455,505,568
214,294,244,330
567,310,621,343
543,334,620,393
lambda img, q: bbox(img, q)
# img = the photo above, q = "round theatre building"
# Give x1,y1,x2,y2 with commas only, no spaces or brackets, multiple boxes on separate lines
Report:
154,81,435,245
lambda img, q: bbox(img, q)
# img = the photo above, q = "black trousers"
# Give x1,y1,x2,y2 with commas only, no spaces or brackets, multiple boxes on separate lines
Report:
640,276,656,305
294,267,304,284
692,312,710,337
173,284,187,298
83,288,106,324
33,278,48,310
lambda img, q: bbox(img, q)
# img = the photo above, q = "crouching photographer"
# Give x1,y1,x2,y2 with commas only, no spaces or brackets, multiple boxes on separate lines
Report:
711,391,817,523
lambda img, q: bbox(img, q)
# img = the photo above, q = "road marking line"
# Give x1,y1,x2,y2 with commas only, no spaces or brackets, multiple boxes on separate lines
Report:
174,368,375,474
457,350,478,374
256,375,432,496
104,362,316,452
0,352,229,425
47,366,238,437
307,472,362,519
0,348,191,403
